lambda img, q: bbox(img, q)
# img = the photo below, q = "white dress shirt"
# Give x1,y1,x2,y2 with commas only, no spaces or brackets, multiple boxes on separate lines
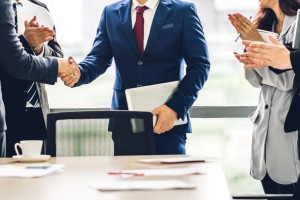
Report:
131,0,159,50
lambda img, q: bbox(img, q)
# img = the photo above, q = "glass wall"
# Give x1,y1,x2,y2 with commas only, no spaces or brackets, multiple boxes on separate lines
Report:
42,0,262,194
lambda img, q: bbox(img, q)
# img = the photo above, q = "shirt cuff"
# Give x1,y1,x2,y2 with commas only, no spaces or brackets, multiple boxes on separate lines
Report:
36,44,45,56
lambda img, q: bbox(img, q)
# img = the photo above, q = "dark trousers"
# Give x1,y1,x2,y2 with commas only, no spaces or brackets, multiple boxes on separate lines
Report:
294,175,300,199
112,118,187,155
0,131,5,157
5,108,46,157
261,173,295,196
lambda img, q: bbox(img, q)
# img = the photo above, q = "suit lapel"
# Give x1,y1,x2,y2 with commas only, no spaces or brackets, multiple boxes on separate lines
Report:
118,0,139,57
143,0,172,58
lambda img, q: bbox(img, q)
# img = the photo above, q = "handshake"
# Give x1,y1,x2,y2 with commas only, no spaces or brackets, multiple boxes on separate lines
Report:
57,57,81,87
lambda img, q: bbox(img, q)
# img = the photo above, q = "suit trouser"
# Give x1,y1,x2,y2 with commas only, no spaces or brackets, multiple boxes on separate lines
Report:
5,108,46,157
0,131,5,157
261,173,295,196
112,119,187,155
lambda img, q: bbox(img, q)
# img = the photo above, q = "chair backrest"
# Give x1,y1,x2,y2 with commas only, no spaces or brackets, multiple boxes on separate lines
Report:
45,111,155,157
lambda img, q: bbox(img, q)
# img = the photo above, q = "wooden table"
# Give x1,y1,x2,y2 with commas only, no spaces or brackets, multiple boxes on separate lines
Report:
0,156,232,200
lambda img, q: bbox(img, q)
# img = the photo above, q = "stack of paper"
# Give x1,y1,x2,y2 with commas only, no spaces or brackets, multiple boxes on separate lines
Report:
89,180,195,191
0,164,64,178
138,156,218,164
109,167,202,177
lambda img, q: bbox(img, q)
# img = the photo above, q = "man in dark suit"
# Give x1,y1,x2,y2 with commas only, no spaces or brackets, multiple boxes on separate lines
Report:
1,0,64,157
0,0,80,157
63,0,210,155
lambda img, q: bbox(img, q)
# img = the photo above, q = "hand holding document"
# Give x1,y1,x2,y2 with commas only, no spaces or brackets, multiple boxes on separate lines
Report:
0,164,64,178
89,180,195,191
125,81,188,127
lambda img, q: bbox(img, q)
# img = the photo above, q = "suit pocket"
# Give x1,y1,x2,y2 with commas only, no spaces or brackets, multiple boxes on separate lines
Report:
162,23,174,30
249,110,260,124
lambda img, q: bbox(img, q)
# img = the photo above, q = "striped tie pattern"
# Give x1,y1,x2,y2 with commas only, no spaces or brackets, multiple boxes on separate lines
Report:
13,3,40,107
27,83,40,107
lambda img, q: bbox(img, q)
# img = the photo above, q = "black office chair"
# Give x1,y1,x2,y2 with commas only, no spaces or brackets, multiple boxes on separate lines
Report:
45,111,155,156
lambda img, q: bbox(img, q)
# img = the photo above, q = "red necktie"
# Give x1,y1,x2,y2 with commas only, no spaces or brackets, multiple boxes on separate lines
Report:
134,6,148,55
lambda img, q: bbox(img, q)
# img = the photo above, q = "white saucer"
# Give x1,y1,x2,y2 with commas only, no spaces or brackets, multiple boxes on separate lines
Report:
12,155,51,162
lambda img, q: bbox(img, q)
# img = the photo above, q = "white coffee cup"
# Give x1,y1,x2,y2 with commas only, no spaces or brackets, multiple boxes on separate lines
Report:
14,140,43,157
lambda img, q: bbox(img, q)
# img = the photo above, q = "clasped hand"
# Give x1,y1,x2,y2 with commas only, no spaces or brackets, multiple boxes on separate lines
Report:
228,13,263,42
57,57,81,87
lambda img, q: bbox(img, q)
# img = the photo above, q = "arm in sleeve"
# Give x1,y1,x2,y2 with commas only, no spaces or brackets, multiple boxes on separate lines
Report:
75,7,113,86
291,51,300,75
0,2,58,85
166,4,210,120
245,69,263,88
254,67,294,92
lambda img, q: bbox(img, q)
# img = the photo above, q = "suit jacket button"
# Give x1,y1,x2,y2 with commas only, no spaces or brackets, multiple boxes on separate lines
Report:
137,84,142,87
265,105,269,109
138,61,143,66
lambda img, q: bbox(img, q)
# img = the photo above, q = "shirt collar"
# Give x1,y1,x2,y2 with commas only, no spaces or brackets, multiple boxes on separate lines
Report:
11,0,24,6
131,0,159,11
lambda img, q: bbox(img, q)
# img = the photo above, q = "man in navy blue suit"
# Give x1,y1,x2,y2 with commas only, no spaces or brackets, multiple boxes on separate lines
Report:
63,0,210,155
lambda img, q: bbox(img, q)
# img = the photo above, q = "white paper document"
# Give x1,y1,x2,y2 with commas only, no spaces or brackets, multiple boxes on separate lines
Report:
89,180,195,191
138,156,218,164
125,81,188,127
258,29,279,44
0,164,64,178
110,168,201,177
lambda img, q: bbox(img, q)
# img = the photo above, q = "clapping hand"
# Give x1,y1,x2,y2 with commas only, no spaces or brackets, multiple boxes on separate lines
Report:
152,105,178,134
239,36,292,70
228,13,263,42
57,57,81,87
23,16,55,55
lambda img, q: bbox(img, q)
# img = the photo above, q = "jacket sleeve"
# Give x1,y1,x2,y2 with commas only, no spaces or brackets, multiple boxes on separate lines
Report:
0,1,58,84
254,67,295,92
165,3,210,120
75,6,113,86
245,69,262,88
291,51,300,75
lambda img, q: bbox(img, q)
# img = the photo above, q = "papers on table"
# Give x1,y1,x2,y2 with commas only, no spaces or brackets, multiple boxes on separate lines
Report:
89,180,195,191
108,167,202,177
138,156,218,164
0,164,64,178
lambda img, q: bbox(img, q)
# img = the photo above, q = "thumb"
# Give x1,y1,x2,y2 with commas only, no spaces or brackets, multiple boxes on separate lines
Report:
152,107,160,116
269,35,281,45
24,20,29,28
242,40,251,47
